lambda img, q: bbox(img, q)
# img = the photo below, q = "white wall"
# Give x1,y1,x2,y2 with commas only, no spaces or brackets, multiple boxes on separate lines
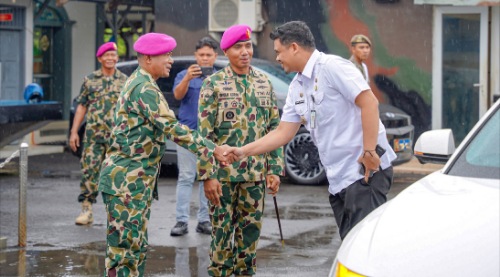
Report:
0,0,33,88
64,1,96,99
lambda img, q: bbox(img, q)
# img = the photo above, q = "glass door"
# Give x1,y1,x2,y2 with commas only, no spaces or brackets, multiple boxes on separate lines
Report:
432,6,488,144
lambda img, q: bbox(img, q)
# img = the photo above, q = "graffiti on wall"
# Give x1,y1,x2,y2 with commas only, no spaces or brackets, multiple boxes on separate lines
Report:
267,0,433,138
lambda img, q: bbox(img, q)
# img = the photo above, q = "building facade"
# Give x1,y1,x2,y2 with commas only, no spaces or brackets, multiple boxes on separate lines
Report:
0,0,498,145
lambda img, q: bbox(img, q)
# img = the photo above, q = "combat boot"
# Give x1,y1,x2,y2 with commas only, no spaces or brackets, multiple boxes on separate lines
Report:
75,200,93,225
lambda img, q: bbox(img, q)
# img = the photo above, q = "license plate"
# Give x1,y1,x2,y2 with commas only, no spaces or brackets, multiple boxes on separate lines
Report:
394,138,411,152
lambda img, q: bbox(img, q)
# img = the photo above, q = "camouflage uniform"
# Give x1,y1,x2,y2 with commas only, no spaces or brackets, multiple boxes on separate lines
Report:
198,65,285,276
98,67,217,277
76,69,128,203
348,56,369,83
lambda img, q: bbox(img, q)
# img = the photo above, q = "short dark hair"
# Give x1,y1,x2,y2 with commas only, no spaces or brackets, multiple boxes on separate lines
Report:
196,37,218,51
270,21,316,50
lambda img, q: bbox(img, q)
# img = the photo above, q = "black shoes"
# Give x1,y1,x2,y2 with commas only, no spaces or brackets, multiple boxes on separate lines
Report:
170,222,188,236
170,221,212,236
196,221,212,235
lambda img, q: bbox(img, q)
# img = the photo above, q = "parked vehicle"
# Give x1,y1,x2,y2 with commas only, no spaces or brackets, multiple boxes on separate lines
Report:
69,56,414,185
329,99,500,277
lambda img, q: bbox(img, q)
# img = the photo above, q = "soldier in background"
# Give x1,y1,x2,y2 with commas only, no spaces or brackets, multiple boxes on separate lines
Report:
69,42,128,226
97,33,233,277
198,24,284,276
349,34,372,83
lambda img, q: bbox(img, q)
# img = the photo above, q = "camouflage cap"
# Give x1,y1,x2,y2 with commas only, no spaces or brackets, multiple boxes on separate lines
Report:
350,34,371,46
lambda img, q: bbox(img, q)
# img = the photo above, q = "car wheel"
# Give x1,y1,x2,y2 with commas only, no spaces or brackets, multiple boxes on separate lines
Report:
284,127,327,185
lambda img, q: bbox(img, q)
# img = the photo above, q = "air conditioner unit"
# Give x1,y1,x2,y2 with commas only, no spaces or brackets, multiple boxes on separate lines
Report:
208,0,265,32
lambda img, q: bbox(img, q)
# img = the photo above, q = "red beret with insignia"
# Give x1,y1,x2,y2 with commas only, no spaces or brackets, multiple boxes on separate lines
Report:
220,24,252,51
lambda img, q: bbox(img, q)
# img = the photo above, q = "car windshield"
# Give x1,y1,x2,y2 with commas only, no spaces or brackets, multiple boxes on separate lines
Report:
447,107,500,180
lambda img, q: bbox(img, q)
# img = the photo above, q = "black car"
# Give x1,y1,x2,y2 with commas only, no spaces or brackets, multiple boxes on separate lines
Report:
70,56,414,185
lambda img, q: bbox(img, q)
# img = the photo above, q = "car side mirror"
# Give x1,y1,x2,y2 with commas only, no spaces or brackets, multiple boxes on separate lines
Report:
414,129,455,164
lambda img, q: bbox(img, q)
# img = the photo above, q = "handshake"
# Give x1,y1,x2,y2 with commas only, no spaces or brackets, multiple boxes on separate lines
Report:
213,145,246,165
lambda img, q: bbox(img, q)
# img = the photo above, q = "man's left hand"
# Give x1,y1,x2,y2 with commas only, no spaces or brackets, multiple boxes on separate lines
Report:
358,151,381,183
266,174,281,195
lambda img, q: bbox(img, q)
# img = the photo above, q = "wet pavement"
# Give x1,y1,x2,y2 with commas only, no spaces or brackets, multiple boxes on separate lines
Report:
0,152,426,276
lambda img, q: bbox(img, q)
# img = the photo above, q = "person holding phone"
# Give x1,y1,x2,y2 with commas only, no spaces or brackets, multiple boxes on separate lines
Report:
170,37,219,236
225,21,397,240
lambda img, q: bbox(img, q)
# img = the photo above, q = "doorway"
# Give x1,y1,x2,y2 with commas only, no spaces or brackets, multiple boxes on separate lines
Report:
432,6,488,143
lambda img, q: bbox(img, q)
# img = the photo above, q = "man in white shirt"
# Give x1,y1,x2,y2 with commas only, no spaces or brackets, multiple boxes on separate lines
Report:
349,34,371,83
226,21,396,240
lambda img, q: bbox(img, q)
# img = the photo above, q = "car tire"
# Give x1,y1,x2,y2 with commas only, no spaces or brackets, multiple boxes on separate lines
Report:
284,127,327,186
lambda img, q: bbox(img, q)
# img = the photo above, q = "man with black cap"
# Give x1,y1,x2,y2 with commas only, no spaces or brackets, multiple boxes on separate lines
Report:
97,32,233,277
349,34,372,83
197,24,284,277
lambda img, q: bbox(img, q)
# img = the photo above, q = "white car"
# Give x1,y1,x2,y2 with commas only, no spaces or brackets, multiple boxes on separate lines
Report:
329,99,500,277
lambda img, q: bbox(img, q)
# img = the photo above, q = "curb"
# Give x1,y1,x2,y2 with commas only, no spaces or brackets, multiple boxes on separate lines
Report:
393,158,444,175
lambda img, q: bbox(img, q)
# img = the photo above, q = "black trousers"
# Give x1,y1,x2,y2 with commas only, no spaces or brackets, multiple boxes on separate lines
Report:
329,166,393,240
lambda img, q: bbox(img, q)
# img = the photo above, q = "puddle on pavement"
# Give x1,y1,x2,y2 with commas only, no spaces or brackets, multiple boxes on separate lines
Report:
0,226,336,276
0,242,211,277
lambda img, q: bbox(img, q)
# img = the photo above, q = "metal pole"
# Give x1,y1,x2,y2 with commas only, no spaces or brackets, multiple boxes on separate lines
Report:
18,143,28,247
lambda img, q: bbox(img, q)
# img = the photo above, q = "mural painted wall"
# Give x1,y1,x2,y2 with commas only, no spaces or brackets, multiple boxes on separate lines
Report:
264,0,434,139
156,0,434,138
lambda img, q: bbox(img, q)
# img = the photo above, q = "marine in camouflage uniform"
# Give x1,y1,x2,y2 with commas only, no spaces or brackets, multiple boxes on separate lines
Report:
69,42,128,226
97,32,226,277
76,69,127,204
198,63,284,276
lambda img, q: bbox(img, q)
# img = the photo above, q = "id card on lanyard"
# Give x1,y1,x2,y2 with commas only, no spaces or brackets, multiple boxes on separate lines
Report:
310,77,318,129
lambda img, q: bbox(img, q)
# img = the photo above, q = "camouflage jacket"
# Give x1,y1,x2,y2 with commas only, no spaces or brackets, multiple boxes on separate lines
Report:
76,68,128,143
197,65,285,182
98,67,217,200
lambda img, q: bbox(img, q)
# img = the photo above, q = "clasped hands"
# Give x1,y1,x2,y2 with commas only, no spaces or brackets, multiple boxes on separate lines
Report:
213,144,245,165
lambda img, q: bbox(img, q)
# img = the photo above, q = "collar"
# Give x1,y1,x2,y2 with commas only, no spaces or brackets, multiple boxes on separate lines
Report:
300,49,321,80
94,68,120,78
349,55,362,66
223,65,258,79
137,67,160,90
93,69,104,77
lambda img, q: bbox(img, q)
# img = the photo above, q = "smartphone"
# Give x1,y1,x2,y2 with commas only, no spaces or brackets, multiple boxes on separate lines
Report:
359,144,386,176
200,66,214,77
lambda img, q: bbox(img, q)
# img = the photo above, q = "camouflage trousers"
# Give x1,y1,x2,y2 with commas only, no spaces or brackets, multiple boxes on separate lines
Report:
208,181,265,277
79,140,107,203
102,193,152,277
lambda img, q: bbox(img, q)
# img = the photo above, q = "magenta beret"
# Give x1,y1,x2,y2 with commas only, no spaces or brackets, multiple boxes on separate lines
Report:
220,24,252,51
96,42,117,57
133,33,177,56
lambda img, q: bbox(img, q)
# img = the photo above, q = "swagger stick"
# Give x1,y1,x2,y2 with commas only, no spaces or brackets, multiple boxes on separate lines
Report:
273,196,285,247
